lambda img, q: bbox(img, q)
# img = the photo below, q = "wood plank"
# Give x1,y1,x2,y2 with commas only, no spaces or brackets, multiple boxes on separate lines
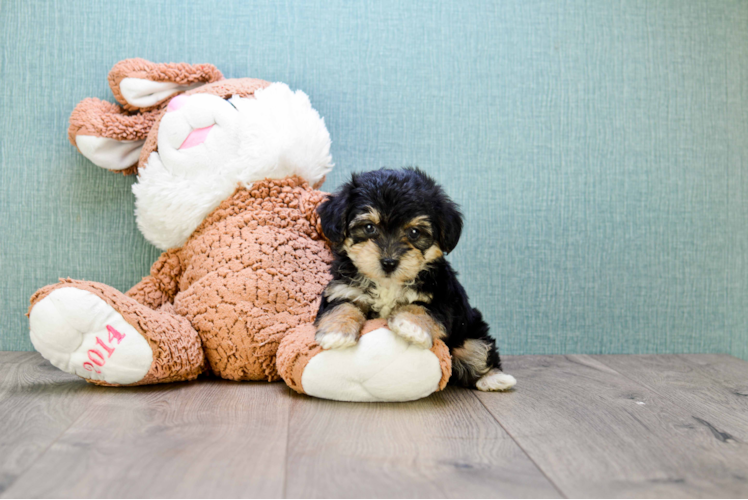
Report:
3,379,291,499
285,386,561,499
598,354,748,442
0,352,100,496
6,352,747,498
0,352,45,393
475,355,748,498
679,353,748,389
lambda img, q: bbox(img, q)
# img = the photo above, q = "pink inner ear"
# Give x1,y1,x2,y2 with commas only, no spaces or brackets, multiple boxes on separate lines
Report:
167,94,188,112
179,125,214,150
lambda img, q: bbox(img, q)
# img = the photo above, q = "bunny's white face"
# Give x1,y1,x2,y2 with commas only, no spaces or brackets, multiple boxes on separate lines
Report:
156,93,241,176
131,83,333,250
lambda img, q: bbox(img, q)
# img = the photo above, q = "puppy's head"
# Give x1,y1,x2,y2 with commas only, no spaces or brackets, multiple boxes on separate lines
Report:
318,168,463,282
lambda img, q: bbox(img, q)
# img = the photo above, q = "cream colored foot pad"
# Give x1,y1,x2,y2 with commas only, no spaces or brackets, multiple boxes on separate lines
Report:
29,288,152,385
301,327,444,402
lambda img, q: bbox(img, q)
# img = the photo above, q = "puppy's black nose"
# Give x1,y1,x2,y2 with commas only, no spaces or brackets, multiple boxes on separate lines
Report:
380,258,399,274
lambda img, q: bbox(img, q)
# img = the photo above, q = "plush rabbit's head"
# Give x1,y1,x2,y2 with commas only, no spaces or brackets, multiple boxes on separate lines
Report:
69,59,334,249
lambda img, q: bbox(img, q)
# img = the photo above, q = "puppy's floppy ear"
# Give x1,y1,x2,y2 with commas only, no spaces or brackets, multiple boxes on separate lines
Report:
409,167,463,254
317,180,354,244
435,196,463,254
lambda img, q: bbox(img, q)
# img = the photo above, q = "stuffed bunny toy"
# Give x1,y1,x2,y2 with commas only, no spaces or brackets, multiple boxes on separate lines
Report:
27,59,451,402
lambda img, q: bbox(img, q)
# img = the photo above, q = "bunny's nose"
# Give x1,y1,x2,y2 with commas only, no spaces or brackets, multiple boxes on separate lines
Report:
167,94,189,112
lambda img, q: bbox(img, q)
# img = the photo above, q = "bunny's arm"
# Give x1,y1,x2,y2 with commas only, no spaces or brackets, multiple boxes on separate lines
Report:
126,248,184,309
301,187,329,241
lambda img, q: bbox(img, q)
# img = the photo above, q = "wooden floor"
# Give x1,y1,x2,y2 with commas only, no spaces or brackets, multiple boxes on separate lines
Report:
1,353,747,498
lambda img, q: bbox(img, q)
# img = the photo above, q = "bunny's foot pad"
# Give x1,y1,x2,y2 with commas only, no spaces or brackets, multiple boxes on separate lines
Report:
29,287,153,385
277,319,452,402
28,279,205,386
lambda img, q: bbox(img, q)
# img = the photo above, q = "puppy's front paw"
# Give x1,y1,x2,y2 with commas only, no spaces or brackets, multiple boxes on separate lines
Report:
476,369,517,392
388,314,433,348
315,302,365,350
315,330,359,350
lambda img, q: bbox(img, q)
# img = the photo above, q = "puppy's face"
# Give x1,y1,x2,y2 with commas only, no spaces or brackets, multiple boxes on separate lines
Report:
318,168,463,283
344,209,443,282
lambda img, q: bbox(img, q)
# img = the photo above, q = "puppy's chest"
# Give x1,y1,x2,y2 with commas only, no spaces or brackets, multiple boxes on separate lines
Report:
326,281,431,318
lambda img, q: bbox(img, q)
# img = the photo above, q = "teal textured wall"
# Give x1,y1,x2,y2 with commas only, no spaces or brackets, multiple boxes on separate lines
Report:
1,0,747,359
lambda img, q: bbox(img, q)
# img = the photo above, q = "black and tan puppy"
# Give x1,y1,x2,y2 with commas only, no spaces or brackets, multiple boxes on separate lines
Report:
315,167,516,391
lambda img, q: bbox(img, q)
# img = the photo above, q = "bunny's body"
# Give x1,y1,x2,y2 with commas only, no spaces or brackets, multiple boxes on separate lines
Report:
32,178,331,384
27,59,453,401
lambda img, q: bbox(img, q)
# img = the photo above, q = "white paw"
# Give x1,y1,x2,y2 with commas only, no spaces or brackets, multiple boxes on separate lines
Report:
317,331,358,350
476,370,517,391
388,316,432,348
29,288,153,385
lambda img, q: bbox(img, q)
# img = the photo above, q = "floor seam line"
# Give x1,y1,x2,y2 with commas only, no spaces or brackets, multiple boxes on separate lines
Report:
0,387,91,498
281,386,292,499
590,354,734,420
469,390,568,499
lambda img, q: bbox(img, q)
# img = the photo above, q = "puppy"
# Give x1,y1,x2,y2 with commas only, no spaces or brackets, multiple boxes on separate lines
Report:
314,167,516,391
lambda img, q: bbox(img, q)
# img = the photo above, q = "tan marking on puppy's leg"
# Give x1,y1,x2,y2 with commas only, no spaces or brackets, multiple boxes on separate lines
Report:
392,304,446,340
315,302,366,349
451,338,492,385
324,281,373,313
388,304,445,348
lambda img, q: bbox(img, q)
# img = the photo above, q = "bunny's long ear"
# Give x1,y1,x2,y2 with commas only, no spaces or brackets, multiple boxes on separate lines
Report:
68,98,160,174
108,58,223,111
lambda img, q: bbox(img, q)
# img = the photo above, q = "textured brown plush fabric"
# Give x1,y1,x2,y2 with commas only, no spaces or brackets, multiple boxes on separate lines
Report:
30,177,332,386
276,324,321,394
431,337,452,391
126,248,183,309
108,58,224,111
29,279,205,386
276,317,452,395
132,176,333,382
67,98,161,144
67,97,163,175
360,318,388,334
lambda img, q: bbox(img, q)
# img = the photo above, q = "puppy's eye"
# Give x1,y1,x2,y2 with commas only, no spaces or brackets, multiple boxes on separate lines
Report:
408,228,421,240
364,224,377,236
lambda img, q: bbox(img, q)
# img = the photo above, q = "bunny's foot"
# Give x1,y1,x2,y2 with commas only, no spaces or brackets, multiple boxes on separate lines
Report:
29,280,204,386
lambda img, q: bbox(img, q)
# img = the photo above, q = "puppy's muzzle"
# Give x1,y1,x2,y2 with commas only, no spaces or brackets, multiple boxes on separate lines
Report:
380,258,399,274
